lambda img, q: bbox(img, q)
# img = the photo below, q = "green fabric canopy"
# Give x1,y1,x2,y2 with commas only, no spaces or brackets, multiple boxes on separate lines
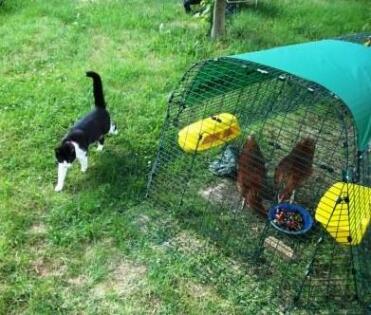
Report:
230,39,371,151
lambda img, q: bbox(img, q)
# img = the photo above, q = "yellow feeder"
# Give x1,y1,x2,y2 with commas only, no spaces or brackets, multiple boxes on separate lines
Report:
315,182,370,245
178,113,241,153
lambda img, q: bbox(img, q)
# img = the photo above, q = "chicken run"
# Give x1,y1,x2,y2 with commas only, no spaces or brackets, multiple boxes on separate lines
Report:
146,34,371,312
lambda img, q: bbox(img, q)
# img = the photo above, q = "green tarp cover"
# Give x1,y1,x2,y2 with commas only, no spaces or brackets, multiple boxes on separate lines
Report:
230,40,371,151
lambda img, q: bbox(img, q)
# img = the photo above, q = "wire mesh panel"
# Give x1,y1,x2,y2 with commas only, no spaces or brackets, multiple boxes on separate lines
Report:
147,34,371,313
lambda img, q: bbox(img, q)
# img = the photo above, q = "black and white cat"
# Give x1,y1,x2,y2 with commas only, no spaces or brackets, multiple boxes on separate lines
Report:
54,71,117,192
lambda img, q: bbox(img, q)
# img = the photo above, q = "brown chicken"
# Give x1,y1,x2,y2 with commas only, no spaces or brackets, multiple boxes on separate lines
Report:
274,137,316,203
237,134,267,216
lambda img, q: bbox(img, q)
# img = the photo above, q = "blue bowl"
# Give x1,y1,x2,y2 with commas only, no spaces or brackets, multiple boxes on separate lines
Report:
268,203,314,235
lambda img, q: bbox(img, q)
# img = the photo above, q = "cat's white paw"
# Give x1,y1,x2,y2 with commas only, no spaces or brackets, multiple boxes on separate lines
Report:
55,185,63,192
97,144,104,151
109,124,118,135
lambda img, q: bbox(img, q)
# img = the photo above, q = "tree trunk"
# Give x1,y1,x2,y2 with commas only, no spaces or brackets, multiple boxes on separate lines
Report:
211,0,226,39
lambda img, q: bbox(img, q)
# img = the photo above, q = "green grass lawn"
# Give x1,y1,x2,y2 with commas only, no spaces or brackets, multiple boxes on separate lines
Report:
0,0,370,313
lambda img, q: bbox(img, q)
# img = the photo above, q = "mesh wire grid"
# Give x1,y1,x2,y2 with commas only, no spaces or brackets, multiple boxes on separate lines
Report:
146,34,371,313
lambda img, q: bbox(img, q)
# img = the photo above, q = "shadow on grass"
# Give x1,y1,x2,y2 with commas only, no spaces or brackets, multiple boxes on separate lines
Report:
234,1,281,18
253,1,282,18
46,144,152,246
0,0,25,15
74,145,150,204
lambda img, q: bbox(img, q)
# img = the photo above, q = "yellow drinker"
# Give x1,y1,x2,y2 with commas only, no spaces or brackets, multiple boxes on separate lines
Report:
315,182,370,245
178,113,241,152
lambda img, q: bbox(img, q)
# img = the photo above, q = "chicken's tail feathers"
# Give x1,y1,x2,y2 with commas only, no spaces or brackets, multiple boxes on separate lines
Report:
274,166,284,187
274,167,279,186
246,191,267,217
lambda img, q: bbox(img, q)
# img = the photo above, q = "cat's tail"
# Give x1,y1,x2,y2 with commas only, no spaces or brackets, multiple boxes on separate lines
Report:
86,71,106,108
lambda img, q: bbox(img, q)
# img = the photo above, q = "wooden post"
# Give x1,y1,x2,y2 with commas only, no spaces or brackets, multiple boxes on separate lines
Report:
211,0,226,39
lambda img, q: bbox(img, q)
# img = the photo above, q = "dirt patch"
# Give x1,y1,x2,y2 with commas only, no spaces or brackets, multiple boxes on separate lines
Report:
92,259,147,298
181,280,235,312
32,257,67,277
135,214,151,233
84,238,114,260
28,222,47,235
185,281,215,299
163,230,213,255
198,179,242,210
67,275,89,287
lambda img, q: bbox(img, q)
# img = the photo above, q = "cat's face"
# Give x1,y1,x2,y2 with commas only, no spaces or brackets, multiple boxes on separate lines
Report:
55,142,76,164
